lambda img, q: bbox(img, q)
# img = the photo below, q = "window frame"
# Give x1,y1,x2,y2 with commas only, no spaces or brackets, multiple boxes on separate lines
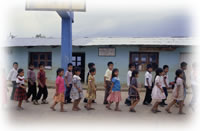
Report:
129,52,159,71
29,52,52,70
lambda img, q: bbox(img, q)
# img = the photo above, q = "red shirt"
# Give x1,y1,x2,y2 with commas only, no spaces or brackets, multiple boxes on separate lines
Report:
37,70,46,86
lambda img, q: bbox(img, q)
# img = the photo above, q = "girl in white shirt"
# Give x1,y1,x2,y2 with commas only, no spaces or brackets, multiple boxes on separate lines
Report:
166,69,185,114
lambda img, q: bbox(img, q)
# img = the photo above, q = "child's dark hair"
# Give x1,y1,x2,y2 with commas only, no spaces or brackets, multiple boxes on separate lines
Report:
74,67,81,73
180,62,187,68
163,65,169,69
175,69,183,83
107,61,113,67
131,70,139,79
88,63,95,69
89,68,96,73
29,63,34,67
56,68,64,77
13,62,18,65
17,68,24,77
129,63,136,69
68,63,73,67
147,64,153,70
154,68,163,82
39,63,44,68
111,68,119,79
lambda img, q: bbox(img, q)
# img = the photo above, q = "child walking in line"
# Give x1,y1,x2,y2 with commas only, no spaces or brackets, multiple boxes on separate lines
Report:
14,69,27,110
143,64,153,105
50,68,66,112
129,70,140,112
70,67,83,111
165,69,185,114
160,65,169,107
36,63,48,104
106,68,122,111
125,63,136,106
151,68,166,113
84,68,97,110
7,62,18,100
104,61,114,104
84,62,96,103
26,63,39,105
64,63,73,104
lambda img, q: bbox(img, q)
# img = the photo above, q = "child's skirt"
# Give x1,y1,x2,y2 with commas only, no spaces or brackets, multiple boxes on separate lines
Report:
14,87,27,101
54,93,65,103
151,86,166,102
107,91,122,103
129,88,140,100
70,87,84,100
86,87,96,101
172,86,184,101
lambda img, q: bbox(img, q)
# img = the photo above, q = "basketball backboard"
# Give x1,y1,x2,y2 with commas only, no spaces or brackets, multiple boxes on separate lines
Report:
26,0,86,12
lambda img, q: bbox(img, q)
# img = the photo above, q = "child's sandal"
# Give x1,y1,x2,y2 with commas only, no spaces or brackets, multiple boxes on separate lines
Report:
178,112,186,115
156,109,161,112
129,109,136,112
72,108,79,111
115,108,122,112
151,109,157,113
106,106,112,110
50,107,56,111
60,109,67,112
165,108,171,113
88,107,95,110
76,107,81,110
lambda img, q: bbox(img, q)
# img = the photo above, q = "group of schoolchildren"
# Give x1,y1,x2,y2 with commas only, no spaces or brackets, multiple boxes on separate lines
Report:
7,63,49,110
7,60,193,114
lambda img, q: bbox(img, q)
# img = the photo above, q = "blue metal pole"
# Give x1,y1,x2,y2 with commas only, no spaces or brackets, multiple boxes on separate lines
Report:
60,15,72,71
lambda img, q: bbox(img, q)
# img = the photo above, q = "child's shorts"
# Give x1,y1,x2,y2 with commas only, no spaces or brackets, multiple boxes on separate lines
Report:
54,93,65,103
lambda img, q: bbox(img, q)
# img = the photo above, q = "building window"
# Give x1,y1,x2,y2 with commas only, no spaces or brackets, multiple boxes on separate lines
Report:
130,52,159,71
29,52,52,69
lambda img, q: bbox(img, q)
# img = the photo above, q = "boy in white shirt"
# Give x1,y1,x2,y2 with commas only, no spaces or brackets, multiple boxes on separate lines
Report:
143,64,153,105
103,61,113,104
127,63,136,87
7,62,18,100
160,65,169,106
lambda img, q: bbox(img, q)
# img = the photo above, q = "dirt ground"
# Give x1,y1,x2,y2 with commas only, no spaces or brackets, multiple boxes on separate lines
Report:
1,86,195,127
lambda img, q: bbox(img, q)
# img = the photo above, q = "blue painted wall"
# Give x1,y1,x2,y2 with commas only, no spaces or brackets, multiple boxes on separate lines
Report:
5,45,192,85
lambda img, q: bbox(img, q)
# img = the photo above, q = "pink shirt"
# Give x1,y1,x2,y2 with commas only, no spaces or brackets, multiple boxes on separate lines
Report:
56,76,65,93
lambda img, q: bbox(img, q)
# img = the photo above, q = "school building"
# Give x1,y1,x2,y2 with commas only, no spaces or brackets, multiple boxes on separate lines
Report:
4,37,193,86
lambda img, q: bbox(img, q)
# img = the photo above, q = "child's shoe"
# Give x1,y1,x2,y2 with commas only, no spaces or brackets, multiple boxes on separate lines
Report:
41,100,49,104
33,100,39,105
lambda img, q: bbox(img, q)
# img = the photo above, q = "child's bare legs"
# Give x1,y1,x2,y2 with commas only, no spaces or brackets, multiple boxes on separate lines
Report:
106,101,112,110
179,100,185,114
85,99,94,110
165,99,176,113
72,100,78,111
76,98,81,110
60,102,66,112
72,99,81,111
50,102,57,111
151,101,160,113
17,100,23,110
130,99,139,111
115,102,121,111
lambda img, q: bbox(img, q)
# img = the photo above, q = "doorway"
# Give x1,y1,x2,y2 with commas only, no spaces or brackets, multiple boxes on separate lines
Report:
72,53,85,83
